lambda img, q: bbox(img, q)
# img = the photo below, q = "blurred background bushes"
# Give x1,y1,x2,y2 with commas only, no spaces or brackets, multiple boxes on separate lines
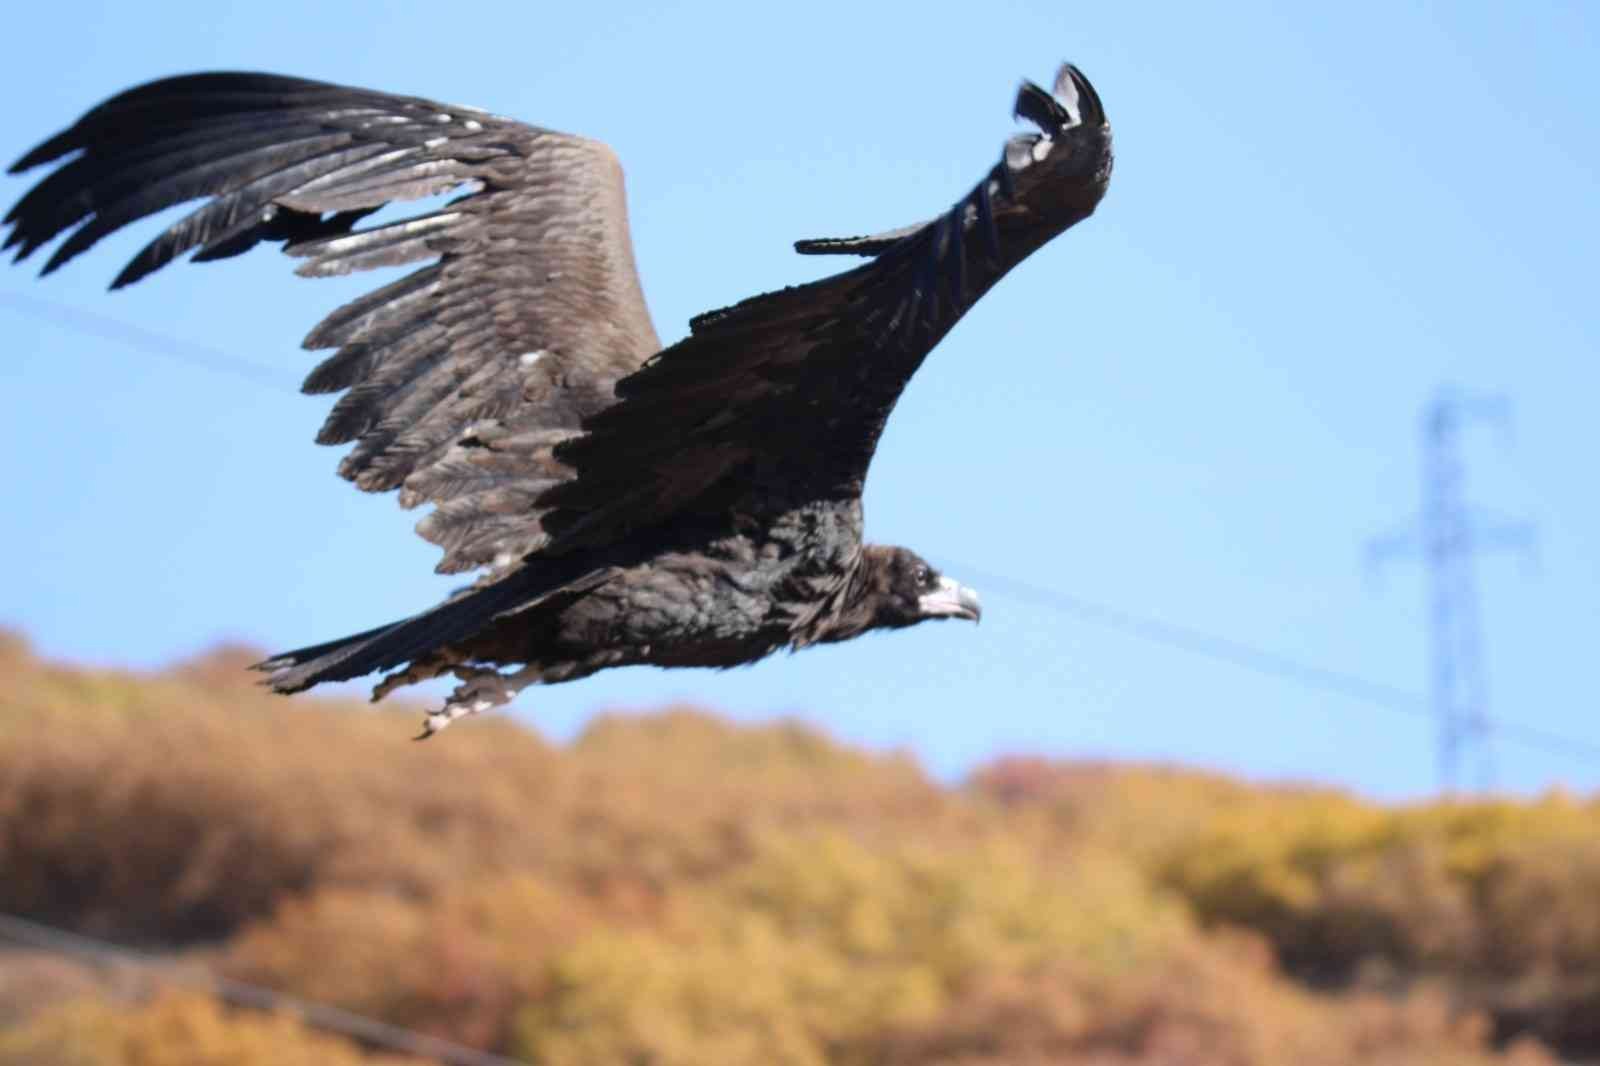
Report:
0,631,1592,1064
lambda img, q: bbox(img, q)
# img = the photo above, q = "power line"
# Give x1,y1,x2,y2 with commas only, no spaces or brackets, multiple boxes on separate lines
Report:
954,563,1600,767
953,563,1431,719
5,292,1596,773
1,292,295,390
0,910,530,1066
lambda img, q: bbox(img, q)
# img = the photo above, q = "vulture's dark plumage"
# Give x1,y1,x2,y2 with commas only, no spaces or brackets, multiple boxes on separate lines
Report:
5,64,1112,736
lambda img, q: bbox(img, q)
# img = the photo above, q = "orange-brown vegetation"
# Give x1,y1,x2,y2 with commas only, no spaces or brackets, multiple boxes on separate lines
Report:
0,989,434,1066
0,630,1588,1064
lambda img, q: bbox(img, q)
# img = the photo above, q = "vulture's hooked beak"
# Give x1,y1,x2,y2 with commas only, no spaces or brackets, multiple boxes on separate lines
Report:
919,576,982,623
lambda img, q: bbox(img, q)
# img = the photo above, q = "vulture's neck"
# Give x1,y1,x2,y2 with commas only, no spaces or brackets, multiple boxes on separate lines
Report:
794,550,888,648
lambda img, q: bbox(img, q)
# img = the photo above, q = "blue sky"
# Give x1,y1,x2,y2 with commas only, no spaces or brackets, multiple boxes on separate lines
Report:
1,1,1595,798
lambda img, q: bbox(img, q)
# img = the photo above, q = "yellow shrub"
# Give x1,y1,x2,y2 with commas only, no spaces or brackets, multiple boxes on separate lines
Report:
0,990,432,1066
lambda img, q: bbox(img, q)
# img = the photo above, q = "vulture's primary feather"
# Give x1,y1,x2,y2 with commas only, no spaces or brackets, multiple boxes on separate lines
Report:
5,63,1113,737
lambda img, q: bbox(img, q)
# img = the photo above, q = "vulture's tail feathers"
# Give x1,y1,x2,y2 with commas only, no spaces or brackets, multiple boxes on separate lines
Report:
251,623,395,692
253,577,535,694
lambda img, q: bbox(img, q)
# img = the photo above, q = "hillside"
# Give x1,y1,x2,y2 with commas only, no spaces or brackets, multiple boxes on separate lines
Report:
0,629,1589,1065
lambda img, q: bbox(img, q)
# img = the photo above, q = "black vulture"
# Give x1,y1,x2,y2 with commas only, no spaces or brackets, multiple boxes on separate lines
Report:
4,63,1113,737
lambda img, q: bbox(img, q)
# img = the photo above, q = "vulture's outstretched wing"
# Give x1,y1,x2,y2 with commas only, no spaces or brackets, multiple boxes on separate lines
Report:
7,65,1111,585
4,72,658,573
535,65,1113,553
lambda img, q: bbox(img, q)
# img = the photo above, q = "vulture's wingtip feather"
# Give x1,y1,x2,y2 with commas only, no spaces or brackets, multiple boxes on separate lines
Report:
1014,62,1105,132
1053,62,1082,96
794,235,884,257
8,136,71,175
794,222,926,258
108,266,142,291
1012,78,1061,129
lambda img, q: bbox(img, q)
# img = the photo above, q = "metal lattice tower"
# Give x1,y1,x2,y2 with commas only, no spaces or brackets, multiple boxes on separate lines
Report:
1369,386,1535,794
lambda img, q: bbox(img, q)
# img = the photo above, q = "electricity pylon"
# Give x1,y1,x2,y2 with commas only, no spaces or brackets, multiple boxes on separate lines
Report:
1368,386,1535,794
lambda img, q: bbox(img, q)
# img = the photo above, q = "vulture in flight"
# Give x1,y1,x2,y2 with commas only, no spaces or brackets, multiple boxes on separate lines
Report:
5,63,1113,737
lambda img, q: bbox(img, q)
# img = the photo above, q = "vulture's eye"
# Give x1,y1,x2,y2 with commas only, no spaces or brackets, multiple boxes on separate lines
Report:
913,565,930,587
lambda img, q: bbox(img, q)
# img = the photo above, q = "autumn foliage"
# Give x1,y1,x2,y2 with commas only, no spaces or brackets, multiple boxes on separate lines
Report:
0,630,1588,1063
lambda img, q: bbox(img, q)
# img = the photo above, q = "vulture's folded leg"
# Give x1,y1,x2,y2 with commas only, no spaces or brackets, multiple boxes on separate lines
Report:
413,663,540,740
371,651,462,702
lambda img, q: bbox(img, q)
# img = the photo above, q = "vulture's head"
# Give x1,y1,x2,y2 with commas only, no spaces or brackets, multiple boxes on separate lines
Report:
1005,63,1113,192
849,546,982,634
